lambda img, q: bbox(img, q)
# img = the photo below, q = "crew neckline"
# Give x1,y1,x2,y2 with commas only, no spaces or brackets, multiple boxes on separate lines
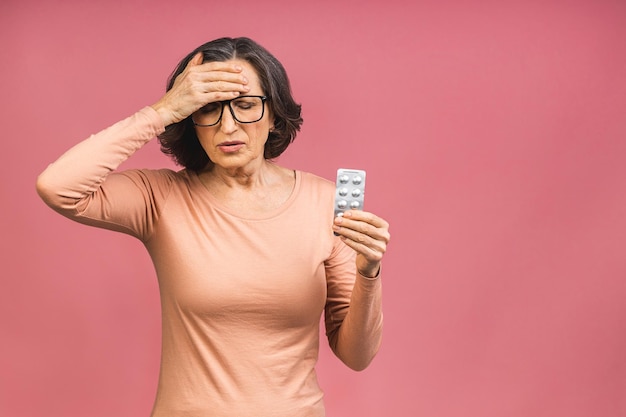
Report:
191,169,302,221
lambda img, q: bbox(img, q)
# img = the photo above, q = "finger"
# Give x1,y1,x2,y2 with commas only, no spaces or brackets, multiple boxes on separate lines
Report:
336,225,388,254
188,52,204,67
181,56,246,86
340,233,386,264
341,210,389,229
197,60,245,74
333,214,390,243
334,217,377,238
175,69,249,99
204,80,250,94
186,66,249,91
188,62,247,89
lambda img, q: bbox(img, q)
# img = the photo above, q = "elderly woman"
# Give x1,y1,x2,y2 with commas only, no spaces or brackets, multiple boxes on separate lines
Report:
37,37,390,417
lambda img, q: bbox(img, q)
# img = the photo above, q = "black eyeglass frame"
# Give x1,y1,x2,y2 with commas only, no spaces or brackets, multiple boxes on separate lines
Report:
191,95,268,127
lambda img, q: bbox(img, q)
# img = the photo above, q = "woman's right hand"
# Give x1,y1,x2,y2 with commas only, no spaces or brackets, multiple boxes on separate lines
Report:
150,52,250,126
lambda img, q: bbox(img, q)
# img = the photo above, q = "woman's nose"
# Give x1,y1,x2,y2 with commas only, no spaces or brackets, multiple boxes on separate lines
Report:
219,106,238,133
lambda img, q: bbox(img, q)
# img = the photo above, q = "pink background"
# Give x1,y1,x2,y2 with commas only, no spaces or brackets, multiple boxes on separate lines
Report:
2,0,626,416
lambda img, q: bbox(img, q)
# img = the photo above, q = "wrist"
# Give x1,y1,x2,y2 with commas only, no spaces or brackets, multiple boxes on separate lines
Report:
358,266,380,279
150,101,176,127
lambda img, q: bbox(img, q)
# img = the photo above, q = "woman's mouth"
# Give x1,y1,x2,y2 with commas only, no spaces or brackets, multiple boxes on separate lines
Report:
217,141,245,153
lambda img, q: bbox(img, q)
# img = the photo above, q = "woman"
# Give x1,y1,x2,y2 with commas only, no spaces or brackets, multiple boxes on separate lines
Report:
37,37,390,417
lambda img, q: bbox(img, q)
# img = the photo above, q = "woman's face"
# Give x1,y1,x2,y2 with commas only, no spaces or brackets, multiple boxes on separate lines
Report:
194,59,273,172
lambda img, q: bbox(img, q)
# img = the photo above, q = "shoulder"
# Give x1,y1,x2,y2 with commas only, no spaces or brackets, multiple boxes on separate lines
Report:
293,171,336,213
298,170,335,193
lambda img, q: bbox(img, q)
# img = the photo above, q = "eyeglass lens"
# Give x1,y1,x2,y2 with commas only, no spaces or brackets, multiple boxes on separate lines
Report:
193,96,265,126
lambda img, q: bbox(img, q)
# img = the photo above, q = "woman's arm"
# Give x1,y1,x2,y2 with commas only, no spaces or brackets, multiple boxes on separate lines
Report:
36,107,171,239
37,54,250,237
325,240,384,371
324,207,390,370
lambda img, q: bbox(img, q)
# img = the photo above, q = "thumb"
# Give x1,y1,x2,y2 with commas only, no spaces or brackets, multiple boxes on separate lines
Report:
188,52,203,67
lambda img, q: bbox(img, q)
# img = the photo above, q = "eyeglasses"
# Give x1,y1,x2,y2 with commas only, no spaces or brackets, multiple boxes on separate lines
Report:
192,95,268,127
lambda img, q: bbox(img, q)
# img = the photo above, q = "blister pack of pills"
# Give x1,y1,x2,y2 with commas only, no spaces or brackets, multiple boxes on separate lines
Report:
334,168,366,218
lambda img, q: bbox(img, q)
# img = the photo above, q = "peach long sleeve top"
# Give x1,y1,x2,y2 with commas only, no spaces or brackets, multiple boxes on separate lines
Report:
36,107,383,417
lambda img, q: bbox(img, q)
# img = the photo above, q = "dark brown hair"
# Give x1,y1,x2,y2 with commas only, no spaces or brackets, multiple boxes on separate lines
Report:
157,37,303,171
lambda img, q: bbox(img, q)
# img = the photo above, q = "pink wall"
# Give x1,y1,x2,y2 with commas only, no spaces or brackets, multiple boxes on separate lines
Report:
2,1,626,416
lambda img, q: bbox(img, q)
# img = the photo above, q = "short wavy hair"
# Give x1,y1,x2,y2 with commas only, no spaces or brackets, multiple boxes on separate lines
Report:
158,37,303,171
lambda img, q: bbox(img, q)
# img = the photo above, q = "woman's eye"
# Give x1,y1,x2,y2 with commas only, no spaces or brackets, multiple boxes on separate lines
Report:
200,104,220,114
234,101,255,110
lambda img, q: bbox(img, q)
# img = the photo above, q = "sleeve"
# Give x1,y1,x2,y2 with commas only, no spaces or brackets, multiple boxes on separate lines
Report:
36,107,173,241
324,236,383,371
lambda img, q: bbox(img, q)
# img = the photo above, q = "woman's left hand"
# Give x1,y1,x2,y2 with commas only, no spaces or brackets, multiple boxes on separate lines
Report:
333,210,391,278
